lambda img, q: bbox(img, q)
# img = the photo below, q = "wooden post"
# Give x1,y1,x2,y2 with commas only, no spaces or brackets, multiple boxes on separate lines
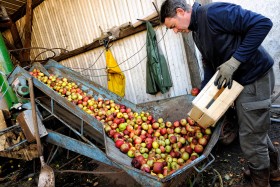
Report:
21,0,33,66
182,32,201,88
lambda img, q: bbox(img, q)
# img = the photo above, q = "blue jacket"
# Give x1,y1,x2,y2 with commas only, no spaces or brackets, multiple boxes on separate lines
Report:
189,2,274,88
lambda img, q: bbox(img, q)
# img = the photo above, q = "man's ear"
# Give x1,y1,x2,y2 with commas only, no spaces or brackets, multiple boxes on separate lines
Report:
176,8,185,16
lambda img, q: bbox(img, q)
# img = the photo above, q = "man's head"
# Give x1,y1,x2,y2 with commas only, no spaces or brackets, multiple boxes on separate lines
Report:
160,0,192,33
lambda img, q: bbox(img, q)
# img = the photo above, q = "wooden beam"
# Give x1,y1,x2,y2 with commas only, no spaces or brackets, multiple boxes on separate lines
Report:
3,37,22,62
0,21,12,31
21,0,33,66
10,22,23,49
53,18,160,62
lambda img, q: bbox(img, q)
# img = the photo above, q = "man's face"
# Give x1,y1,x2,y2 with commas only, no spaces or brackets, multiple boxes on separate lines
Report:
164,8,191,33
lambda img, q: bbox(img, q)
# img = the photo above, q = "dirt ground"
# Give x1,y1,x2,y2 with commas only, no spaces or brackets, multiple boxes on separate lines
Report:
1,88,280,187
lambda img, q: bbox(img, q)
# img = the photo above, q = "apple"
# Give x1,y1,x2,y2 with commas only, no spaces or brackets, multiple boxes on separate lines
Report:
177,158,185,166
180,118,187,126
166,121,172,128
158,118,164,123
169,135,177,144
160,128,167,135
120,143,130,153
115,139,124,148
164,139,170,146
147,115,153,121
153,162,164,174
178,137,186,144
165,145,172,153
174,127,181,134
173,121,180,127
187,117,195,125
134,136,142,144
181,127,187,135
141,164,151,173
152,141,159,149
131,155,146,169
185,145,193,154
191,87,200,96
205,128,212,135
152,122,160,129
194,144,204,153
141,123,149,131
117,112,123,118
195,132,203,139
198,137,208,146
190,152,199,160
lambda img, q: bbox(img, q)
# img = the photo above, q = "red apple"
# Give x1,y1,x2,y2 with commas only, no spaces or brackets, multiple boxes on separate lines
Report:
185,145,193,154
169,135,177,144
120,143,130,153
191,87,200,96
194,144,204,153
115,139,124,148
153,162,164,174
173,121,180,127
187,117,195,125
160,128,167,135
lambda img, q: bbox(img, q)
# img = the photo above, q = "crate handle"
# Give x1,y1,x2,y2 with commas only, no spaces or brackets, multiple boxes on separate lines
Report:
193,153,215,173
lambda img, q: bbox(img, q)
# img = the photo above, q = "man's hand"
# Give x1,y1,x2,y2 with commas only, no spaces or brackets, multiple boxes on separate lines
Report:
214,57,241,89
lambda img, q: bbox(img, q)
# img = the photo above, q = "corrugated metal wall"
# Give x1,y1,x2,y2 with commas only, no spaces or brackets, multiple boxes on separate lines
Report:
12,0,197,104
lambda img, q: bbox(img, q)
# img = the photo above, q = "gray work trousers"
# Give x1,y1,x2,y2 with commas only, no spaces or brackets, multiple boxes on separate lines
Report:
235,68,275,170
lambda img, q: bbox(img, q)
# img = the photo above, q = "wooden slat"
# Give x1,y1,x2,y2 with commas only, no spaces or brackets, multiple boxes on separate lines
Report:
190,72,244,128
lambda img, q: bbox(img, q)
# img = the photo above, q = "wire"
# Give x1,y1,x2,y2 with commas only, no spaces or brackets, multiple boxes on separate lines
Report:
9,47,69,64
72,25,163,72
70,41,114,73
82,27,168,78
79,47,106,73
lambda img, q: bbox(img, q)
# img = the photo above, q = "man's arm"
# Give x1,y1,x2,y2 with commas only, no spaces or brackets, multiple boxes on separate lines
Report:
208,3,273,63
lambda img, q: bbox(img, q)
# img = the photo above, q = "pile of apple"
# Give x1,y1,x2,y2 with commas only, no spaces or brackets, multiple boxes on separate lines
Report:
29,68,213,178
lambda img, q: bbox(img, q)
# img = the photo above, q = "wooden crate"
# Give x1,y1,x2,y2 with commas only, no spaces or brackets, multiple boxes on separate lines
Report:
189,72,244,129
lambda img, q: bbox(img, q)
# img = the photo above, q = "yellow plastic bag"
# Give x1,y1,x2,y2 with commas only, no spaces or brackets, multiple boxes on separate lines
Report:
106,49,125,97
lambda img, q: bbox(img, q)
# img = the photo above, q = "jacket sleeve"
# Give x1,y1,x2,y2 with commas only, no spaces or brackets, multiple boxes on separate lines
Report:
207,3,273,63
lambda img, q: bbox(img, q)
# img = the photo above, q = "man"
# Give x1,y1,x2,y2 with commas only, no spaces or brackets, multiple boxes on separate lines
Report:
160,0,278,186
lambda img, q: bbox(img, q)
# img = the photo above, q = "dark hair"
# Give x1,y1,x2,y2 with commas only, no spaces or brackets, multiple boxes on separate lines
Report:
160,0,191,23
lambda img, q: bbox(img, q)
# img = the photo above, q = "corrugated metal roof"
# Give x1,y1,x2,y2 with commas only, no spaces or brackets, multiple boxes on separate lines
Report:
1,0,26,16
1,0,44,21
